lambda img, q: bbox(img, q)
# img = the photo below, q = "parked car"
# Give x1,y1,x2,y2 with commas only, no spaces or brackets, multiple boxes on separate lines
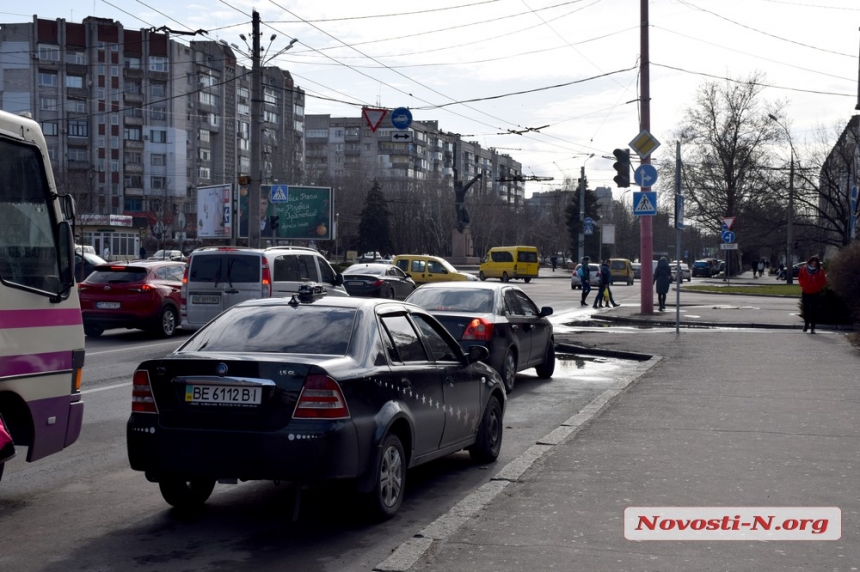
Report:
78,260,186,337
691,260,713,277
570,263,600,289
608,258,634,285
74,251,107,282
393,254,478,284
341,263,416,299
181,246,346,331
149,249,186,262
406,282,554,393
670,262,692,282
127,290,505,518
631,262,642,280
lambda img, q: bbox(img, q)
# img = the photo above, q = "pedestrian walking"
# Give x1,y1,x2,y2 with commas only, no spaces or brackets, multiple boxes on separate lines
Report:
139,245,147,259
797,255,827,334
551,255,558,272
102,246,110,260
593,258,620,308
653,256,672,311
757,259,765,279
578,256,592,306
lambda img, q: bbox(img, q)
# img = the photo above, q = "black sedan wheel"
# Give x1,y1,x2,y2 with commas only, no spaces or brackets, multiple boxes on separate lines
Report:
381,285,395,299
501,348,517,393
158,477,216,508
468,395,503,463
534,340,555,379
366,434,405,519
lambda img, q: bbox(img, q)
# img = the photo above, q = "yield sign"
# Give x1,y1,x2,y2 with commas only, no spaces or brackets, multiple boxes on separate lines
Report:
362,107,388,133
723,217,736,230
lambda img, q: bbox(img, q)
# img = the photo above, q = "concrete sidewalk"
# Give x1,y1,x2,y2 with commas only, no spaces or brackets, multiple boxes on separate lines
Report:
377,278,860,571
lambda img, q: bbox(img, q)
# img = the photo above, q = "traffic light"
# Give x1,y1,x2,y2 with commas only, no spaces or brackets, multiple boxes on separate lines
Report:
612,148,631,188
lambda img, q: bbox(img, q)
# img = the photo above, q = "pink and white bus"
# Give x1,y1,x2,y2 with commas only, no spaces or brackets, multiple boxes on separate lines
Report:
0,109,84,481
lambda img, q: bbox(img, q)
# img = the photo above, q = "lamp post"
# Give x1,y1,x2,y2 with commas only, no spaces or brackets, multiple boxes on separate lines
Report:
578,153,595,263
768,114,795,285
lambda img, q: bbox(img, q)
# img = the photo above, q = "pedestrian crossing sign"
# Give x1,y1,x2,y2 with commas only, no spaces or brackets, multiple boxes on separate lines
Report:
270,184,289,203
632,191,657,216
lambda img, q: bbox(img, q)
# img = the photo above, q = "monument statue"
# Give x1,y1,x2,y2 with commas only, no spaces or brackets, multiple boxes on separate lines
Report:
453,169,483,233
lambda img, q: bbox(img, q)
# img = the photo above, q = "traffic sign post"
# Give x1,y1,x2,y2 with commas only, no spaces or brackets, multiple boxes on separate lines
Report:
632,192,657,216
721,230,735,243
390,107,412,130
634,164,658,187
629,129,661,160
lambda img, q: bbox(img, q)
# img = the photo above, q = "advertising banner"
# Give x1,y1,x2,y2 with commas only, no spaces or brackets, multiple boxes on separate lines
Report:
238,185,333,240
196,184,232,238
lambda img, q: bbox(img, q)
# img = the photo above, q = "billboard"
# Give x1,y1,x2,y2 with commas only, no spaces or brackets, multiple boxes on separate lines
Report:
196,184,232,238
238,185,333,241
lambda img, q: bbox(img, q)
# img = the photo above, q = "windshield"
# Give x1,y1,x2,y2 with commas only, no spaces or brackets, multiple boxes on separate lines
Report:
343,265,386,276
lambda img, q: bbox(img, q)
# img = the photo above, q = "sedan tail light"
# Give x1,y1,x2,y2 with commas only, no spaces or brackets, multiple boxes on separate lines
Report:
371,279,383,287
131,369,158,413
461,317,494,341
293,374,350,419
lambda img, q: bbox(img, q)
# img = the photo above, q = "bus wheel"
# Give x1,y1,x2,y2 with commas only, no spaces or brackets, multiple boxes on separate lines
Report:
84,325,104,337
159,477,216,508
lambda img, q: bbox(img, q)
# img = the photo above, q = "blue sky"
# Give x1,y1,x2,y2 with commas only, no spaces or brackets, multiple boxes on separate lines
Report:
6,0,860,196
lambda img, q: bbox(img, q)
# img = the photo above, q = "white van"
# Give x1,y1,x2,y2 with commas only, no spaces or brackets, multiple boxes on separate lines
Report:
180,246,346,330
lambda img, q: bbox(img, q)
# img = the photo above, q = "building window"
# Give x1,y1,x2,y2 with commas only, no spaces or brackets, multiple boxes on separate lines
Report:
67,119,88,137
127,82,141,94
264,110,279,124
125,151,142,164
198,91,218,106
124,198,143,211
47,145,58,162
66,99,86,113
148,56,168,72
65,75,84,89
238,102,249,115
151,153,167,166
240,156,250,172
150,130,167,143
68,147,88,161
208,113,219,127
239,138,250,151
124,126,142,140
38,44,60,61
111,137,119,149
237,121,250,139
39,72,58,87
150,83,166,98
198,149,210,161
124,175,142,188
124,56,141,69
198,167,211,179
41,122,58,136
198,129,210,142
264,87,278,104
150,107,166,121
151,176,166,189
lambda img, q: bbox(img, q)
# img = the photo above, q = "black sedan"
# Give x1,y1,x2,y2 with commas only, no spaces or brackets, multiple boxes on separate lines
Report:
406,282,555,393
127,289,505,519
341,263,416,299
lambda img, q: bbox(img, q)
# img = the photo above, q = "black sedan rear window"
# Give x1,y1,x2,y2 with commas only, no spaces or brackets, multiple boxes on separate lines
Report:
86,268,147,284
181,305,356,355
408,288,494,313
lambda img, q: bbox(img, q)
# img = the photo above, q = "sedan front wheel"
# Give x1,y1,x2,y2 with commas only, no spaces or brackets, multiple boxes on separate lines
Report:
469,395,503,463
501,348,517,393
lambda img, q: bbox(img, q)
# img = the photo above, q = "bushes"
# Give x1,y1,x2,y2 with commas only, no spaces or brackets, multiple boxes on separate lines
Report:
826,242,860,324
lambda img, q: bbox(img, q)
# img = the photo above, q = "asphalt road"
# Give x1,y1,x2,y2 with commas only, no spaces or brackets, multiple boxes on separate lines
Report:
0,277,646,572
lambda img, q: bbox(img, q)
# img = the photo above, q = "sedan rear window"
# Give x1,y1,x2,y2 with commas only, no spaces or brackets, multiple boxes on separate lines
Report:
86,268,147,284
181,306,356,355
408,288,494,313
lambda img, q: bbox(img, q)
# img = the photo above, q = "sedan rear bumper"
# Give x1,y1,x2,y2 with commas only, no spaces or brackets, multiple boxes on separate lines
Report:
127,414,361,483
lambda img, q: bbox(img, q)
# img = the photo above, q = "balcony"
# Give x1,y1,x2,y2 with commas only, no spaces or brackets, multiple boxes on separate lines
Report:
123,67,142,79
124,162,143,173
68,160,90,171
124,115,144,126
66,87,88,99
124,92,143,104
149,70,169,81
124,140,144,150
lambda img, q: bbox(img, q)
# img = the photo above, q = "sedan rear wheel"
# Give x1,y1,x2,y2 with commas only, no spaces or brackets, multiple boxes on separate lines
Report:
158,477,216,508
381,285,395,299
534,340,555,379
365,434,405,520
468,395,503,463
501,348,517,393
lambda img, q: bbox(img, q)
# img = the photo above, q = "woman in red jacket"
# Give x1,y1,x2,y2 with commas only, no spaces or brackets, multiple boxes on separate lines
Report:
797,255,827,334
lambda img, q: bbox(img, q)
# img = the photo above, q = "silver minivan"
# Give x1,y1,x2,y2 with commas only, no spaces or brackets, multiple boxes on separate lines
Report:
180,246,346,330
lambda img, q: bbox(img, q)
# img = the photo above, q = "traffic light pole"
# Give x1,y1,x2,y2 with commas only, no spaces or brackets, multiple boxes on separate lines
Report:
578,165,585,263
248,10,262,249
639,0,654,314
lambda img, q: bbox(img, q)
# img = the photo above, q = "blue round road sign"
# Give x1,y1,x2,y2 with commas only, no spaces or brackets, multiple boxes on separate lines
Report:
391,107,412,130
584,217,593,226
722,230,735,243
633,164,658,187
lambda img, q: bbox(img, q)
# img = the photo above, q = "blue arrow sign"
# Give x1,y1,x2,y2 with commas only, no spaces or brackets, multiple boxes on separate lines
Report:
584,217,593,226
632,192,657,216
722,230,735,243
633,164,658,187
391,107,413,130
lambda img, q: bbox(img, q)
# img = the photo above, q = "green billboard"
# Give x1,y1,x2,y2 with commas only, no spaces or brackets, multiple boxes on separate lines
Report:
237,185,333,240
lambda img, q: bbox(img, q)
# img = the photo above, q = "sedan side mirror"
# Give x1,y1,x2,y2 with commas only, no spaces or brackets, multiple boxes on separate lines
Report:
334,273,344,286
539,306,553,317
466,345,489,363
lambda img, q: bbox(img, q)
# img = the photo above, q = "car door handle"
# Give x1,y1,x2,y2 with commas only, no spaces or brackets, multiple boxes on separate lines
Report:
511,324,518,331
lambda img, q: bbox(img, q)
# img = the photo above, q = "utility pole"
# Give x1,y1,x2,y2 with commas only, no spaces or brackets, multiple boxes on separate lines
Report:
578,165,586,263
639,0,654,314
248,10,262,249
786,153,794,285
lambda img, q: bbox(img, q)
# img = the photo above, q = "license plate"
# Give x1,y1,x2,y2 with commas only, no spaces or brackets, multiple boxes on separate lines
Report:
185,384,262,406
96,302,120,309
346,280,364,286
192,295,220,304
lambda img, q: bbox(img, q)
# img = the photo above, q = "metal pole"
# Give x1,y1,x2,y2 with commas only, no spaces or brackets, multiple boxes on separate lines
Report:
578,165,585,263
786,154,794,285
248,10,262,249
675,141,681,333
639,0,654,314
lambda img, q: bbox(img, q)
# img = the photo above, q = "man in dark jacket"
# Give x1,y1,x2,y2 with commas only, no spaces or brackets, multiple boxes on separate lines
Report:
593,259,620,308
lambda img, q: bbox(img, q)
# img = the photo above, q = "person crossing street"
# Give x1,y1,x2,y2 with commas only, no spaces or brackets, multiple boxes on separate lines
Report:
594,258,620,309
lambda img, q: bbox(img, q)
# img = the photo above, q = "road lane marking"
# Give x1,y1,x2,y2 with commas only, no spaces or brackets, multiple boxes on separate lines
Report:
82,382,130,394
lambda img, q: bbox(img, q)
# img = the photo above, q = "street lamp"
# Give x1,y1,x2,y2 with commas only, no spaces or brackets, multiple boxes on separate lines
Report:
768,114,795,285
578,153,595,263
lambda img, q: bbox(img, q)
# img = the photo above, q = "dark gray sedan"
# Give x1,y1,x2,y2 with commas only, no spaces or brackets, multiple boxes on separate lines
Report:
342,263,416,299
406,282,555,393
127,290,505,519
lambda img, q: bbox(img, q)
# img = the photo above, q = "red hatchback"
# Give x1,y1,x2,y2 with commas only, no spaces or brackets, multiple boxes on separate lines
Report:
78,261,186,338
